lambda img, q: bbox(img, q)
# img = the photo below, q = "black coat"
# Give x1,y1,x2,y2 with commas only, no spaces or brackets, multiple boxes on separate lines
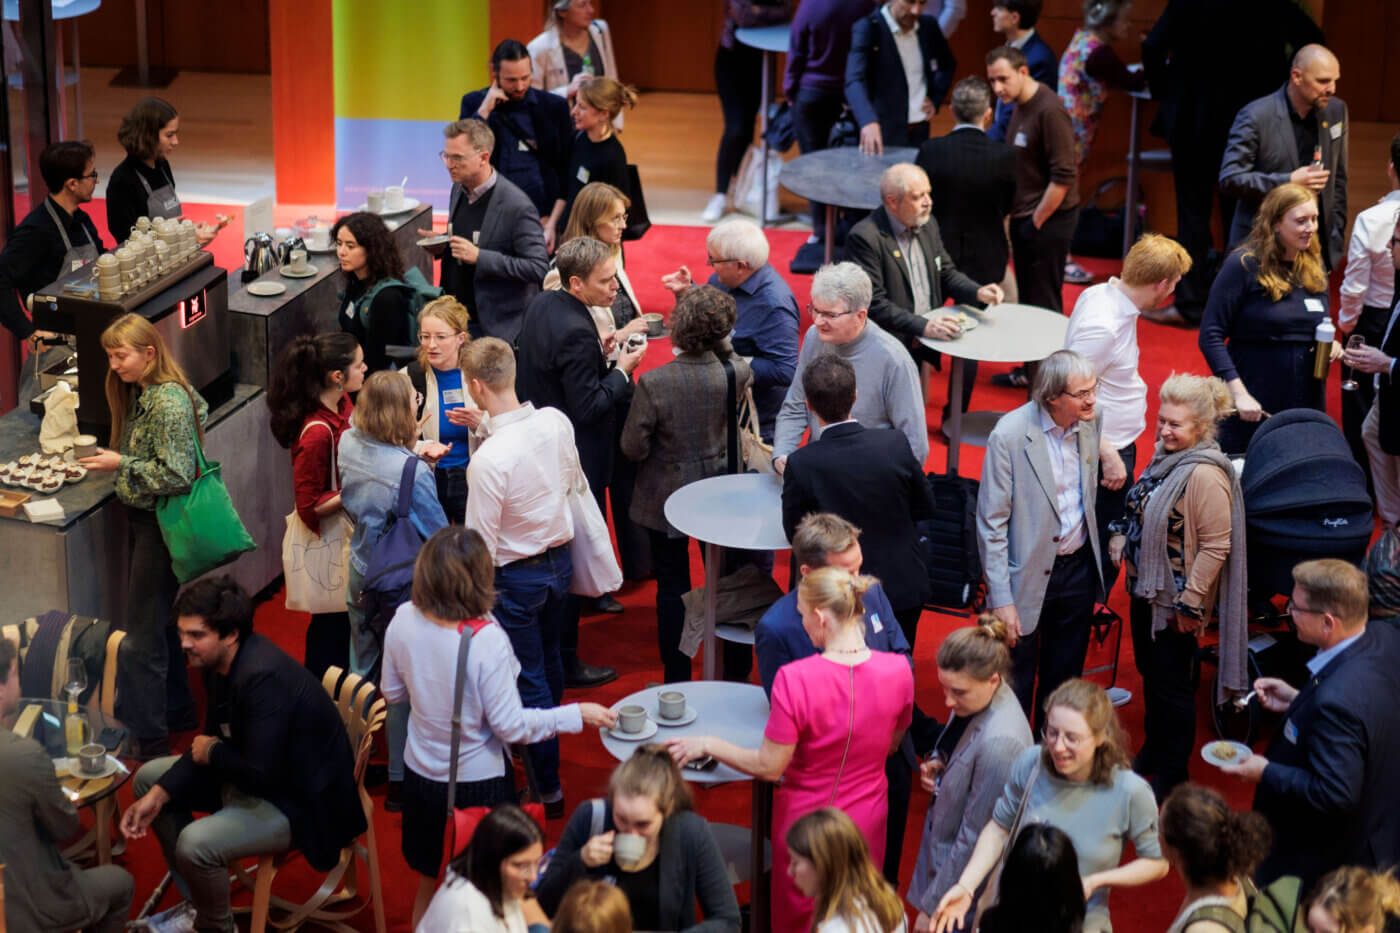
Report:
459,87,573,217
781,421,934,612
845,207,983,345
1377,298,1400,455
515,289,632,494
1253,623,1400,891
844,10,955,146
155,633,366,872
916,128,1016,284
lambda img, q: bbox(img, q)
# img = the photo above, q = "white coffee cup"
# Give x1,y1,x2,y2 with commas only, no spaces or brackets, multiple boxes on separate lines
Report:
304,227,330,251
290,248,309,272
366,189,385,213
617,704,647,734
658,691,686,720
385,185,405,211
612,832,647,869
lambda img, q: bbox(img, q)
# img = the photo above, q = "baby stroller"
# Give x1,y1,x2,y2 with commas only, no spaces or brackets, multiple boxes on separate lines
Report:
1208,409,1373,742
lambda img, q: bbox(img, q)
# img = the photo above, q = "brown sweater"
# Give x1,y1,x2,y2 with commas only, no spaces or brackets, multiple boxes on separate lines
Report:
1125,462,1233,612
1007,83,1080,217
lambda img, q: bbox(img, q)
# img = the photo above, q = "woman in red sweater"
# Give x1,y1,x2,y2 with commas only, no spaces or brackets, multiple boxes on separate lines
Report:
267,332,368,676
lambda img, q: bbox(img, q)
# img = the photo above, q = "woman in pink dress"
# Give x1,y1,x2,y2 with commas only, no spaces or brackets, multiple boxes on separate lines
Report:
668,567,914,933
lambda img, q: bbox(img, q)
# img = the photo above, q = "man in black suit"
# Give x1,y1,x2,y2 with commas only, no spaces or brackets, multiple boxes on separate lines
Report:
121,577,366,933
846,161,1004,422
515,237,646,687
418,119,549,344
781,353,936,646
1222,560,1400,892
1219,44,1348,270
461,39,573,254
845,0,956,154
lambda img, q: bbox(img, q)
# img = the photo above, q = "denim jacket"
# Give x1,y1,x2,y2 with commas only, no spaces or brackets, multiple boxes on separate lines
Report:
338,428,448,574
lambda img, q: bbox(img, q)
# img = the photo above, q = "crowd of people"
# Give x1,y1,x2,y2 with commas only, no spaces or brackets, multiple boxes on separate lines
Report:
7,2,1400,933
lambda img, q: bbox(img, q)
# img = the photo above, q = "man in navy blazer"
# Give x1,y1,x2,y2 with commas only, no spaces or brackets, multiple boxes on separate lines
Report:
1222,560,1400,892
986,0,1057,143
753,511,917,884
845,0,956,153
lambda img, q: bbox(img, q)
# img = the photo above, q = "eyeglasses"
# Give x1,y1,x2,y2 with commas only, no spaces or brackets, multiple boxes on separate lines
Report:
438,150,477,166
808,304,857,323
608,213,630,224
1041,725,1089,750
706,256,738,266
1285,598,1324,617
1061,381,1100,402
419,333,461,344
81,170,99,181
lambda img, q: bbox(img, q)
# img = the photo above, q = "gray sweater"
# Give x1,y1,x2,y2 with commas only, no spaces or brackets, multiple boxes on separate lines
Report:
773,319,928,464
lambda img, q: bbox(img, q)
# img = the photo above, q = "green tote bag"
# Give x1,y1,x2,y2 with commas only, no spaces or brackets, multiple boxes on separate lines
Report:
155,422,256,583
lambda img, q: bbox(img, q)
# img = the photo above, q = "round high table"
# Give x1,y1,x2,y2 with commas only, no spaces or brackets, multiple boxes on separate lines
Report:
600,682,774,933
779,146,918,265
733,23,792,226
664,473,789,680
918,302,1069,475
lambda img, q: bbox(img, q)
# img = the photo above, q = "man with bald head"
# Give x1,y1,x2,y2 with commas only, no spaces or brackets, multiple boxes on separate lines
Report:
1219,43,1348,269
845,161,1004,419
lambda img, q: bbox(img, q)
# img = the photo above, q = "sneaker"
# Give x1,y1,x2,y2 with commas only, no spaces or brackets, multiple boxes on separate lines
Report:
701,193,727,223
1064,260,1095,285
591,594,625,614
143,901,197,933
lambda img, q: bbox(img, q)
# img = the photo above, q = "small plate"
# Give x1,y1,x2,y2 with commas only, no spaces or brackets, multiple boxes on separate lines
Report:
654,706,698,727
357,197,421,216
954,312,980,333
1200,740,1252,768
54,754,121,780
602,719,659,742
279,265,318,278
416,234,451,249
247,281,286,297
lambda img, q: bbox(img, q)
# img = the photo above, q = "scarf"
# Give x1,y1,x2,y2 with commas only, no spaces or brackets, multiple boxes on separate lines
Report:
1132,440,1249,703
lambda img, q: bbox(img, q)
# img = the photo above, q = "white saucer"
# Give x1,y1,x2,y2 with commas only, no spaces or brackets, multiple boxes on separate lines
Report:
55,754,120,780
603,719,659,742
280,265,318,278
1200,740,1251,768
416,234,451,249
356,198,421,216
655,706,698,727
247,281,286,297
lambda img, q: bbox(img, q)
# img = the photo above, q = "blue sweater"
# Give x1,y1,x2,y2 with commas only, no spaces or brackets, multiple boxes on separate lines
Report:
338,430,449,574
754,582,912,696
713,262,800,441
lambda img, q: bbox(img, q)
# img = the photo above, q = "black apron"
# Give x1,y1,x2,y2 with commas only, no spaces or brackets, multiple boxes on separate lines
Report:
44,199,98,273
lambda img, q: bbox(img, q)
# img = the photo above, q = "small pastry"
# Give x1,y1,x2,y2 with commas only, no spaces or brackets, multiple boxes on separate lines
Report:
18,454,38,467
63,465,86,483
39,476,63,494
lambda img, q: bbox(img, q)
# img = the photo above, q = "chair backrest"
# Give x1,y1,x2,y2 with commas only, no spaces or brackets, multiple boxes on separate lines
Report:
321,666,388,788
101,630,125,717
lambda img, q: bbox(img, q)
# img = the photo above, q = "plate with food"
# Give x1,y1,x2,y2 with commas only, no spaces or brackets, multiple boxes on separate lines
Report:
953,309,980,334
1200,740,1252,768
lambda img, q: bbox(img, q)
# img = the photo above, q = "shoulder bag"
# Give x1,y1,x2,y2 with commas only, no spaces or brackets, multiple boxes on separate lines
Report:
976,755,1042,924
560,434,623,598
155,389,256,583
283,421,353,614
721,357,772,474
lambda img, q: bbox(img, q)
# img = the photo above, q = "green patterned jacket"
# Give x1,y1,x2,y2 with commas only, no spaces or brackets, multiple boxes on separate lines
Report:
115,381,209,510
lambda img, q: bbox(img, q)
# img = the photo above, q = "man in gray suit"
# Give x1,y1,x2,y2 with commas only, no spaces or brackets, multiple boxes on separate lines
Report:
418,119,549,343
0,638,133,933
1219,44,1347,270
976,349,1104,722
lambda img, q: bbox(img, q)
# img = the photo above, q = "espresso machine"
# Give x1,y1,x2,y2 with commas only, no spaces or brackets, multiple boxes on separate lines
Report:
31,254,234,436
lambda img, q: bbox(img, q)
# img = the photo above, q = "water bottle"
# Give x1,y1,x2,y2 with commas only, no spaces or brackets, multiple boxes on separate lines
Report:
1314,318,1335,381
64,699,89,755
581,53,594,76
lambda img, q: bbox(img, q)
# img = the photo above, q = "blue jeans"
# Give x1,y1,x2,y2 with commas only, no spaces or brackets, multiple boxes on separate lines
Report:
493,545,573,795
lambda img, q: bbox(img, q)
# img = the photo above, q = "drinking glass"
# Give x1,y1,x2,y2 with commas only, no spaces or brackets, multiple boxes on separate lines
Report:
65,657,87,702
1342,334,1366,391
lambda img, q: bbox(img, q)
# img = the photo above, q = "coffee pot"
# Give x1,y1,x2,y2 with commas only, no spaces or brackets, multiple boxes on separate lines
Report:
242,232,280,283
276,236,307,266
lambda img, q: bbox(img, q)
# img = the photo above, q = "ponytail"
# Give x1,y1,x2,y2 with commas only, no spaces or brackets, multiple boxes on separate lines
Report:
267,332,359,448
937,613,1014,682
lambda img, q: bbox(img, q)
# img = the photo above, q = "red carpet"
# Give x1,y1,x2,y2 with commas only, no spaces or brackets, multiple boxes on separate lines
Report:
97,225,1355,931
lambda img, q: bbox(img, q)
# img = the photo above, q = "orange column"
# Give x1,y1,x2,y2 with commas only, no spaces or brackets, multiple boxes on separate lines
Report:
270,0,336,205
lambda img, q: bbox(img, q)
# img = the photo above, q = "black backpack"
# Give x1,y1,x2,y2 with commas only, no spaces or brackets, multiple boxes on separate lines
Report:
918,473,983,611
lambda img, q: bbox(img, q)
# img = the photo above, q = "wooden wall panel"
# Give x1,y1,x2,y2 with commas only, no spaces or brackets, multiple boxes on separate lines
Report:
77,0,270,73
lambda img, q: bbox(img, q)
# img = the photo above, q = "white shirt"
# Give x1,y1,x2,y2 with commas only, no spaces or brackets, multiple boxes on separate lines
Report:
417,872,527,933
1039,406,1088,554
816,905,910,933
466,403,575,565
1339,191,1400,330
380,604,583,783
1063,278,1147,449
881,3,927,124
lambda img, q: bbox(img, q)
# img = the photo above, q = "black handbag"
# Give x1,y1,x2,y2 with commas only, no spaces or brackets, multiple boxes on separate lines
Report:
623,164,651,241
1071,176,1145,258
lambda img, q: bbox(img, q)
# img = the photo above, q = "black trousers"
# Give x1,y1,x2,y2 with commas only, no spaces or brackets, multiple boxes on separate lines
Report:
1010,545,1096,726
792,88,845,238
1096,442,1138,594
1168,129,1236,326
883,746,914,886
1010,208,1079,315
713,43,763,195
304,612,349,680
1341,305,1391,497
434,464,467,525
1129,595,1199,798
647,528,755,683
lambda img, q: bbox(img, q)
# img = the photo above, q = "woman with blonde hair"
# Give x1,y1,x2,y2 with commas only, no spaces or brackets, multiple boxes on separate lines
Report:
552,881,634,933
78,312,205,758
1107,373,1248,798
560,76,637,232
933,679,1167,933
547,181,647,343
527,0,619,102
908,616,1032,932
402,296,482,522
788,807,907,932
1199,182,1337,454
668,567,914,933
538,744,739,931
1306,868,1400,933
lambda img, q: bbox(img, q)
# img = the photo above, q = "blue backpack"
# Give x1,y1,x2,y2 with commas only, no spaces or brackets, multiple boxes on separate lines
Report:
357,456,428,663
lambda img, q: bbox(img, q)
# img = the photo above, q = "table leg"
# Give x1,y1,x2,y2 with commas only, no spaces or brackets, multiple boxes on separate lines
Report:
702,541,724,680
1123,96,1142,258
758,51,773,227
823,204,836,266
95,795,113,864
72,20,83,140
946,356,965,476
55,22,68,139
751,780,773,933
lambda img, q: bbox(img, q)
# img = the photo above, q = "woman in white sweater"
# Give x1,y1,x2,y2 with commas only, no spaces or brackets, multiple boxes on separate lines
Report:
787,808,908,933
417,804,549,933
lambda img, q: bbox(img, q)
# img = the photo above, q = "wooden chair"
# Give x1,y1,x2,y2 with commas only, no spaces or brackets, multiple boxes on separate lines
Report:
231,666,387,933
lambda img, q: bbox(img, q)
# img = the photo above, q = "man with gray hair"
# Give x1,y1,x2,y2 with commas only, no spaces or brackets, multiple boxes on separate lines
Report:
662,216,800,440
773,261,927,472
976,348,1104,721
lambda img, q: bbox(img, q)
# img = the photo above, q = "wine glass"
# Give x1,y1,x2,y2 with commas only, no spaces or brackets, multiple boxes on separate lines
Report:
65,657,87,703
1342,334,1366,391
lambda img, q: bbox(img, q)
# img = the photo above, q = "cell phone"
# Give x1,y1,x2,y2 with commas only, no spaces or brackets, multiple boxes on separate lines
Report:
684,755,718,772
624,333,647,353
97,726,127,752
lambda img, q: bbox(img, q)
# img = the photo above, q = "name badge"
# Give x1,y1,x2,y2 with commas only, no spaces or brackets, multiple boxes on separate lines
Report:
70,259,85,271
1330,121,1343,140
1283,718,1298,744
1014,132,1028,148
577,166,591,184
870,613,884,634
518,139,530,152
935,256,942,272
442,388,464,405
1304,298,1325,313
473,230,481,245
221,723,232,738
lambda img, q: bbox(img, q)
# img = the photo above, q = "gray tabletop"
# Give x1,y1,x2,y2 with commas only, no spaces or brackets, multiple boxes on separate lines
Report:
663,473,789,551
600,682,770,785
779,147,918,210
734,24,790,53
917,302,1068,363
